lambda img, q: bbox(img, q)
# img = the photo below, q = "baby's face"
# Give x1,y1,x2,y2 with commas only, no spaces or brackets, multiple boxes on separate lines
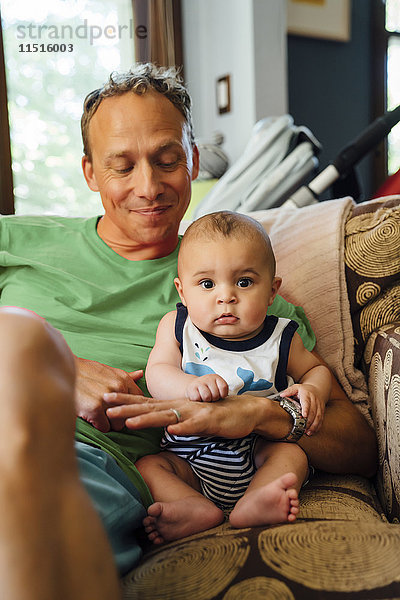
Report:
175,235,281,340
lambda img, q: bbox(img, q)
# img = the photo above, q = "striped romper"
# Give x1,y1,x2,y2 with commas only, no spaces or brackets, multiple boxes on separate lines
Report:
161,303,299,510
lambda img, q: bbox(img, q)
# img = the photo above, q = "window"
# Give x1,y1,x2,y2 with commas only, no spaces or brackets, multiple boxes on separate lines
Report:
386,0,400,175
1,0,135,216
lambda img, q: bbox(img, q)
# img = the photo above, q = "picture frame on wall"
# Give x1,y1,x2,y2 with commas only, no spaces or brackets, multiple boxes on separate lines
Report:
287,0,351,42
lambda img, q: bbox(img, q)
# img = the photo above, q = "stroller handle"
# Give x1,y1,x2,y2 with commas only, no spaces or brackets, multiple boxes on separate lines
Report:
333,104,400,175
287,104,400,206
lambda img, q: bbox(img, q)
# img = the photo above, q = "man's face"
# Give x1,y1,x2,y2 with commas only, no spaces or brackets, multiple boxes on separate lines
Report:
82,91,199,256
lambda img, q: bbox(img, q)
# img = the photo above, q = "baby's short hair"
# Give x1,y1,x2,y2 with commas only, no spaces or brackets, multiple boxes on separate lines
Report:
180,211,276,275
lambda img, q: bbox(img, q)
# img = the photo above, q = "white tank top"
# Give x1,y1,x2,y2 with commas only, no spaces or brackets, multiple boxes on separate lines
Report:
175,303,298,396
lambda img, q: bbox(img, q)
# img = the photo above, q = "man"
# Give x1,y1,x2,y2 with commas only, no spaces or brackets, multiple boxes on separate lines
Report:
0,64,376,600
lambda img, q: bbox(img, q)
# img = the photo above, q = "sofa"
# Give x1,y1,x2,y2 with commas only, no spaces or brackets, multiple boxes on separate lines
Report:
122,196,400,599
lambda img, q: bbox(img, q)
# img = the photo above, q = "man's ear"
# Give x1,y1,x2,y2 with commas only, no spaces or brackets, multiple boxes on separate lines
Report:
191,145,200,181
174,277,186,306
82,155,99,192
268,276,282,306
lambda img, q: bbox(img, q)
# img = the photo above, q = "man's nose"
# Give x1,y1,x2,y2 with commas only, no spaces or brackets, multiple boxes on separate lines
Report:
132,162,164,200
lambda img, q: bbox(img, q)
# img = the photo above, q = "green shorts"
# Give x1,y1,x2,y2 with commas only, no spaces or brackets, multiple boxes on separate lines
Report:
76,441,147,576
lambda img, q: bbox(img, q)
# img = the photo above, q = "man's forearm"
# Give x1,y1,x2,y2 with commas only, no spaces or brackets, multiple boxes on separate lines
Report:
253,396,294,440
298,395,377,477
254,384,378,478
106,376,378,478
296,351,378,477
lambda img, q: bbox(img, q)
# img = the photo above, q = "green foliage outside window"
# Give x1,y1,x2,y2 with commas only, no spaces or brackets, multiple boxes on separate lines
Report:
386,0,400,175
2,0,135,216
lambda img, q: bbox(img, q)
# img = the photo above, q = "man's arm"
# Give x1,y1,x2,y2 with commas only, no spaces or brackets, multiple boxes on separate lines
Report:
75,357,144,432
105,360,377,477
297,352,377,476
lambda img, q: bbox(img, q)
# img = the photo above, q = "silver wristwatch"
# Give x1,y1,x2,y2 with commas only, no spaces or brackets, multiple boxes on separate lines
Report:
270,394,308,442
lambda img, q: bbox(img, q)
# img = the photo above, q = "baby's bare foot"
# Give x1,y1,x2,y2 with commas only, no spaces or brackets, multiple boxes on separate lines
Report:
143,497,224,544
229,472,300,528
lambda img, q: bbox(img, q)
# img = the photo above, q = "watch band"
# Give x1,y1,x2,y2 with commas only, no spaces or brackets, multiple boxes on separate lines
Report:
270,394,308,442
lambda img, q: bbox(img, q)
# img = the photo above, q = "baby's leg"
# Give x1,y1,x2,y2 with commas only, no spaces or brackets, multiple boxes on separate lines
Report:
136,452,224,544
229,441,308,528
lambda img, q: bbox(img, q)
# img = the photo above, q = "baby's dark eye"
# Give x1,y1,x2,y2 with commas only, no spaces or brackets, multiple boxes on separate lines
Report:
200,279,214,289
237,278,253,288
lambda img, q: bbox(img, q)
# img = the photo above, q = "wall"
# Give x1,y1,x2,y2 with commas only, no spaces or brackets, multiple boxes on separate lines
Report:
287,0,374,200
181,0,287,164
182,0,376,200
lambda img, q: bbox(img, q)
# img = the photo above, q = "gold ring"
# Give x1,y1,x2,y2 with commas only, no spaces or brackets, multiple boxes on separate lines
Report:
170,408,181,423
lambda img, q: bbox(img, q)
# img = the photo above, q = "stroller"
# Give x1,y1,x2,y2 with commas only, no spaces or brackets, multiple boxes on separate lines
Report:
193,105,400,219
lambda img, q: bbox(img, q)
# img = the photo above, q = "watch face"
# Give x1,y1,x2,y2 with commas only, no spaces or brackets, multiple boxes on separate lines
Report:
291,399,302,413
282,397,301,413
280,396,307,441
269,393,300,404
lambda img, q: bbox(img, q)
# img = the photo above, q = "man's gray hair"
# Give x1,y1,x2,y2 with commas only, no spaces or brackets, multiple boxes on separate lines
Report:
81,63,195,160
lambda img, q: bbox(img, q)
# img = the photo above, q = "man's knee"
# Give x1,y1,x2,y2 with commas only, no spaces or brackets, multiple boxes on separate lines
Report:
0,307,76,451
0,307,75,377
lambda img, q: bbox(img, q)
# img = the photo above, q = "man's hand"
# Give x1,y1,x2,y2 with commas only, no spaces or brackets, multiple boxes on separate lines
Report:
75,357,143,432
186,374,228,402
103,392,287,440
280,383,326,435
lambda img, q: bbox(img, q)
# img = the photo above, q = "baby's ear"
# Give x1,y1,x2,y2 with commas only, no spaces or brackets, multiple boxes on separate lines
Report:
174,277,187,306
268,276,282,305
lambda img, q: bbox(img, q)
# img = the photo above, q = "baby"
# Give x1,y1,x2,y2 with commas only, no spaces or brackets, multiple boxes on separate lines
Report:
136,211,331,544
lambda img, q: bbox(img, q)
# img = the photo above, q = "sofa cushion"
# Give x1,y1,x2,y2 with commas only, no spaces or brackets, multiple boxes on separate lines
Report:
252,198,371,421
364,323,400,522
122,475,400,600
344,196,400,367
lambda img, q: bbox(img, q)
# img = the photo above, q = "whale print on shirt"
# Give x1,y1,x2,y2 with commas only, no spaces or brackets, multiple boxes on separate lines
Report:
236,367,272,395
184,363,272,396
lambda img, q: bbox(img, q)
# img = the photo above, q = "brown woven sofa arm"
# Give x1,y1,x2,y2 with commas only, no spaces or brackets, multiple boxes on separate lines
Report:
364,323,400,522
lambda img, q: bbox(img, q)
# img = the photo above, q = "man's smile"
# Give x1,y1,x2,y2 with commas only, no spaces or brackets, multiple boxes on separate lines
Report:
129,205,171,216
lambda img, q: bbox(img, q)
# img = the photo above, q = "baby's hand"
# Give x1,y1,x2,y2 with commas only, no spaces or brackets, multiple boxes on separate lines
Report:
280,384,326,436
186,374,229,402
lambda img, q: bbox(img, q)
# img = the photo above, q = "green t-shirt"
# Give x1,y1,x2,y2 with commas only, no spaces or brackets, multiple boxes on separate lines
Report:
0,214,315,505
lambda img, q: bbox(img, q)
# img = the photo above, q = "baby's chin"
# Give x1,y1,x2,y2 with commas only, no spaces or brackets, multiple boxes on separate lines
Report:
202,323,264,342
